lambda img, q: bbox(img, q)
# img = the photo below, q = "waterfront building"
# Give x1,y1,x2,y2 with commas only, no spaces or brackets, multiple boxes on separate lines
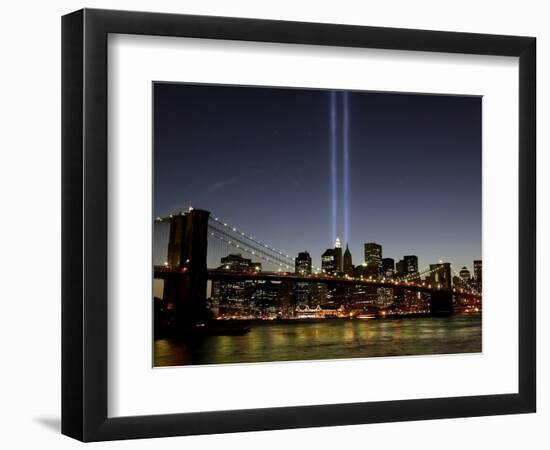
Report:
377,287,394,307
294,304,346,319
310,282,329,306
293,281,311,306
210,254,265,318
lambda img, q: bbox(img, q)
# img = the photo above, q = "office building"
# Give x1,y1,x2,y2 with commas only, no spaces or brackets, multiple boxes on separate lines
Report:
322,248,337,275
396,259,406,278
219,254,262,272
473,259,482,292
404,255,419,276
334,236,343,274
382,257,395,278
295,251,312,275
343,244,353,275
364,242,382,277
459,266,471,284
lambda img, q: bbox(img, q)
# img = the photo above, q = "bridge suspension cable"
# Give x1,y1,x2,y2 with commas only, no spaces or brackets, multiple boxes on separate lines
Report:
402,264,432,281
209,228,294,271
209,216,293,260
208,223,295,269
208,216,322,272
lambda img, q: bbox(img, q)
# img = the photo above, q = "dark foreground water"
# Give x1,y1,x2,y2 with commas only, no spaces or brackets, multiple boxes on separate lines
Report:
154,314,481,367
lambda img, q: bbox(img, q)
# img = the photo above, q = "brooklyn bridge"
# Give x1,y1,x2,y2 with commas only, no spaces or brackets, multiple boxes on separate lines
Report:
153,207,481,329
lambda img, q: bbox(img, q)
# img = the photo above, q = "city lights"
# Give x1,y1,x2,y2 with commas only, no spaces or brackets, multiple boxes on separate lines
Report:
155,209,481,323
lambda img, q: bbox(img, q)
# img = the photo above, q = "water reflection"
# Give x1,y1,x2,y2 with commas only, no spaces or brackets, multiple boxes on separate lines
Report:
154,314,481,367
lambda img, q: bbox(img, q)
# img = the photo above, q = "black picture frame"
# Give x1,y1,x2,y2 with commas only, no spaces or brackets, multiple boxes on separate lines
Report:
62,8,536,442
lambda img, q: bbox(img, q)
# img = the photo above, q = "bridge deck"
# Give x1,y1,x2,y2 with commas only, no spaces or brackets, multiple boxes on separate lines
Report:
153,266,481,299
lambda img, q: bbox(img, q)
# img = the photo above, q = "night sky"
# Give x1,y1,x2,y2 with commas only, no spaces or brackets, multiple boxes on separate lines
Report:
153,83,481,273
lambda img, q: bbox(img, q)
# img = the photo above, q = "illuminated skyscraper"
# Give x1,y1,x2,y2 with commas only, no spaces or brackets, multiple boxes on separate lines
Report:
364,242,382,277
322,248,337,275
382,258,395,278
334,236,343,274
295,251,312,275
404,255,418,276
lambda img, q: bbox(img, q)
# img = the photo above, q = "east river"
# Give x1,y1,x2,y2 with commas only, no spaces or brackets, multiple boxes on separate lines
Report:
154,314,481,367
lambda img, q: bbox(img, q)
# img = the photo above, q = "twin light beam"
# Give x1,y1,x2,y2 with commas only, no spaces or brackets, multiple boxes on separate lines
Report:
330,91,351,247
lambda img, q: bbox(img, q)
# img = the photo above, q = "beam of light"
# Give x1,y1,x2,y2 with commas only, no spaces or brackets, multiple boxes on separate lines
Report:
342,91,350,247
330,91,338,243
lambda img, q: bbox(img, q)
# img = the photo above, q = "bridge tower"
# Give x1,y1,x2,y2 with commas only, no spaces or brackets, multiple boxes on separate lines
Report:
164,208,211,327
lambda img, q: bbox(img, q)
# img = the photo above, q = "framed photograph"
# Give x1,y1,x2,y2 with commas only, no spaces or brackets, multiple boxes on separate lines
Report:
62,8,536,441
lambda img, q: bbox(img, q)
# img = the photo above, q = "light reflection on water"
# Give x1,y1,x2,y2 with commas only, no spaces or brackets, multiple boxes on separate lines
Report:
154,314,481,367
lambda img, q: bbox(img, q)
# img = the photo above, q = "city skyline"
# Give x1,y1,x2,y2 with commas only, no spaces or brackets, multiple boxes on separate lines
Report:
206,234,481,281
154,83,481,273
